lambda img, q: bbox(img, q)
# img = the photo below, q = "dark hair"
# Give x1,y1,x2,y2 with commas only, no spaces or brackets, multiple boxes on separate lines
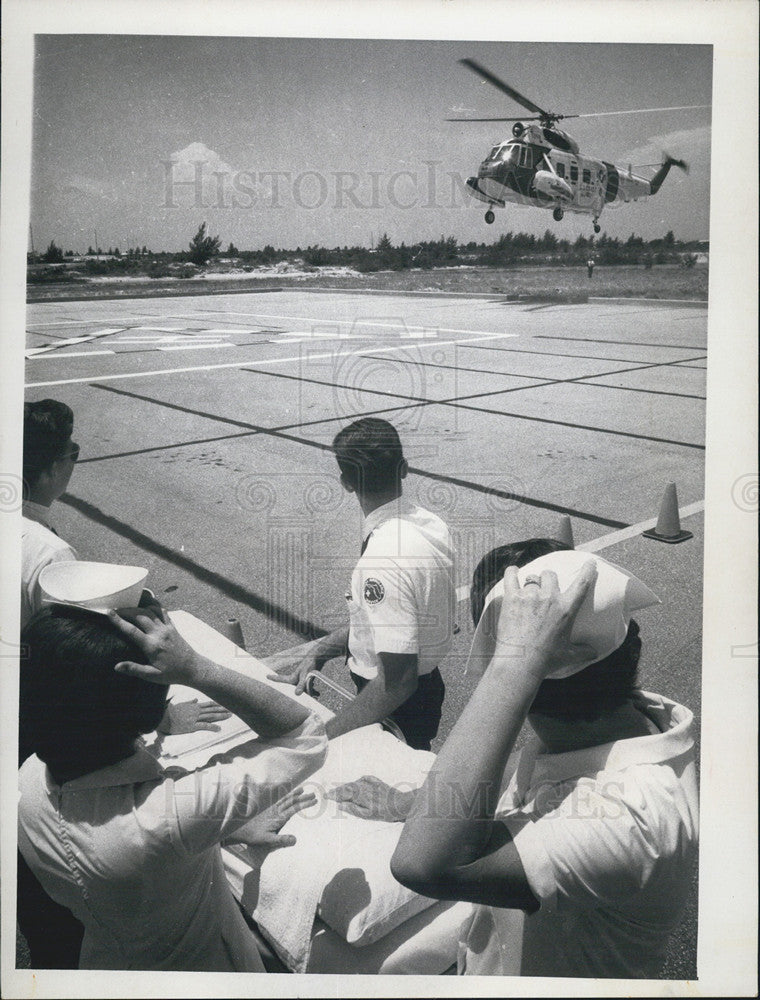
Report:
470,537,641,721
529,621,641,720
470,537,570,627
332,418,405,495
23,399,74,491
19,607,167,776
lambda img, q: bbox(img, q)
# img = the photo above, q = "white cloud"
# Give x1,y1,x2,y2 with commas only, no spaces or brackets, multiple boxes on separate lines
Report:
165,142,273,205
168,142,234,178
61,174,118,202
623,125,712,168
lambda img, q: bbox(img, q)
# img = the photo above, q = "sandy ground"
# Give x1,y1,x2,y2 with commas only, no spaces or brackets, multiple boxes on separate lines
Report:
27,262,709,303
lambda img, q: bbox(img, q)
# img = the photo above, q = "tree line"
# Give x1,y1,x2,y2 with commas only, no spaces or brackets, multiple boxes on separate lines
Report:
30,223,705,275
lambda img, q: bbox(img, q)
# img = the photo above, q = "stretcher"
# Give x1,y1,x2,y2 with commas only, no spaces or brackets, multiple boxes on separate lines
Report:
149,611,471,975
304,669,408,744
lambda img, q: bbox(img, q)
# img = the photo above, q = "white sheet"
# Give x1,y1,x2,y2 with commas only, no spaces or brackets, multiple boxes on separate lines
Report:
143,610,331,771
155,611,460,974
306,901,473,975
223,725,439,971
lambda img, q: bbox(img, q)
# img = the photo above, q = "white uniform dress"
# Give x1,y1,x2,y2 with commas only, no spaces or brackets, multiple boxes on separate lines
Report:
457,691,699,979
18,716,327,971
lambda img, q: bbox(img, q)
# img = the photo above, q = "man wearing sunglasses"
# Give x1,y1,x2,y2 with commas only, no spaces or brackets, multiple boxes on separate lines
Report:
19,400,235,967
19,398,84,968
22,399,80,630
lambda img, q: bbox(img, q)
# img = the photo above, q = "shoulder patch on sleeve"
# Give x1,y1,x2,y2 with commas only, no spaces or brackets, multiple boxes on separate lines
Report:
363,578,385,605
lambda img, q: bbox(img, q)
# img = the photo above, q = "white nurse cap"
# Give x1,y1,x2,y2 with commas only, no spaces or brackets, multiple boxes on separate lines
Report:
466,549,660,680
40,561,148,615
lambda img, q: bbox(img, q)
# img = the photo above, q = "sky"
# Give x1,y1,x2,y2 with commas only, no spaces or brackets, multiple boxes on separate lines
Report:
30,36,713,253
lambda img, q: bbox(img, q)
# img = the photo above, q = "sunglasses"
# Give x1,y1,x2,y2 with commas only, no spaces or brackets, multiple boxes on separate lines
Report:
60,442,80,463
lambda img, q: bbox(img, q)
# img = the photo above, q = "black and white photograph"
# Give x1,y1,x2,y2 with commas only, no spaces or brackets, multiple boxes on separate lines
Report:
1,1,757,996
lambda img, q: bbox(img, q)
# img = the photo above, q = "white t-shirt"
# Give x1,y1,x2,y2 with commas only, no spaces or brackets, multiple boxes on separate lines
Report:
18,715,327,971
458,691,699,979
347,499,456,680
21,501,77,629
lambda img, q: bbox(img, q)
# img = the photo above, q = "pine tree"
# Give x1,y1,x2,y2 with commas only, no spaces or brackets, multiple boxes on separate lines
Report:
188,222,221,266
42,240,64,263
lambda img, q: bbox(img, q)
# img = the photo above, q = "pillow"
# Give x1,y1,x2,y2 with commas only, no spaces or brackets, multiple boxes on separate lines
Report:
239,726,439,950
307,900,474,975
309,727,438,945
316,817,435,946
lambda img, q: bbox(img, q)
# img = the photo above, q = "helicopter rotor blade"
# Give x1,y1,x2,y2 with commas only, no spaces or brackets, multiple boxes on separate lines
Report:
446,115,542,122
569,104,711,119
459,58,550,118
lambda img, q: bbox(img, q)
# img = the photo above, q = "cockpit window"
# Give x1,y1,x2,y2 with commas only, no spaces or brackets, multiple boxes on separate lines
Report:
519,147,533,168
487,144,520,165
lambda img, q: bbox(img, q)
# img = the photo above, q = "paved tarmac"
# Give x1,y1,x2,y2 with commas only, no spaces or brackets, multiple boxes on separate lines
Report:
24,287,706,978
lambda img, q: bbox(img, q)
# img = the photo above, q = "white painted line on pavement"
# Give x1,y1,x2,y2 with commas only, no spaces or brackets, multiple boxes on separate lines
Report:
577,500,705,552
186,328,267,335
129,327,227,334
113,337,223,345
181,308,519,339
27,350,115,360
27,318,147,328
277,333,369,343
453,500,705,605
26,338,93,357
25,328,124,358
157,343,233,352
25,331,517,388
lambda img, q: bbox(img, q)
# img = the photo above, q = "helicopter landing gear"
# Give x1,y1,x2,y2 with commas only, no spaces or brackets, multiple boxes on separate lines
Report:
552,207,564,222
485,210,495,224
593,222,601,234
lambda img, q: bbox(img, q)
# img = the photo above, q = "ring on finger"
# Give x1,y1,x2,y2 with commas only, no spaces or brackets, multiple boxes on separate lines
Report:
523,575,542,587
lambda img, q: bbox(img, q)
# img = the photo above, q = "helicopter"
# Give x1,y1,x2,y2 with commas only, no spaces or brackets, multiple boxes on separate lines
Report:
450,59,709,232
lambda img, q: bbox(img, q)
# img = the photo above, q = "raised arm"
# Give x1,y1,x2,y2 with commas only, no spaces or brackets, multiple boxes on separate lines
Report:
391,563,597,909
108,606,311,739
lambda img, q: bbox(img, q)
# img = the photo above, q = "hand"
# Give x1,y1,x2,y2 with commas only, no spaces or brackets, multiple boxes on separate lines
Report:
494,562,598,680
327,776,416,822
157,699,232,735
108,605,202,686
264,646,319,696
223,786,318,850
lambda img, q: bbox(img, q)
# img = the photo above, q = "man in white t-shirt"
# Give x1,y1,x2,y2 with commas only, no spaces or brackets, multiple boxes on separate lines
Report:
389,541,698,978
21,399,79,629
18,400,85,968
21,400,229,738
266,418,456,750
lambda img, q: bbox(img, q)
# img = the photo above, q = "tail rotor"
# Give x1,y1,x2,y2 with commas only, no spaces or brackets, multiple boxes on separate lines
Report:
649,153,689,195
664,152,689,174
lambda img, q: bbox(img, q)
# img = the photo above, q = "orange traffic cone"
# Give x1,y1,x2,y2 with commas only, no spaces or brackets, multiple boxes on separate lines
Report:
221,616,246,649
555,515,575,549
643,483,693,543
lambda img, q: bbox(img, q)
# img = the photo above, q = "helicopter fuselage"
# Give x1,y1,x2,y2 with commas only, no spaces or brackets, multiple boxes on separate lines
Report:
466,124,654,228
